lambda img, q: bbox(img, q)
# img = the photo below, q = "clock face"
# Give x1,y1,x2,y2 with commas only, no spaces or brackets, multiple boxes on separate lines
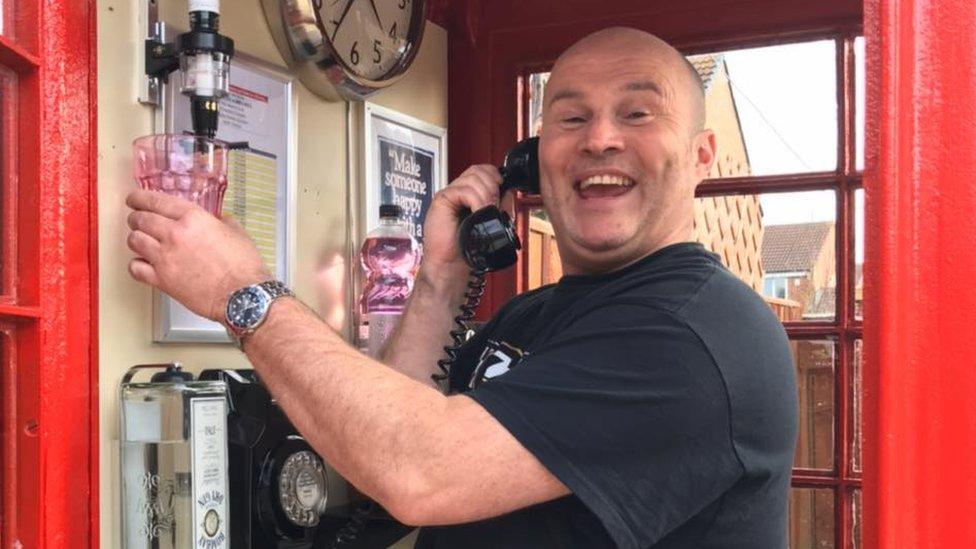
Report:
316,0,420,81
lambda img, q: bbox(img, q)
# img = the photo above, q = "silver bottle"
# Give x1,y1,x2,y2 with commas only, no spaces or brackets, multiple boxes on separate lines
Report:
120,364,229,549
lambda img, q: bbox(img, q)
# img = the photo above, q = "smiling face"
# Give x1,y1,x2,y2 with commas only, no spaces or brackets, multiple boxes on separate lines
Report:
539,29,716,275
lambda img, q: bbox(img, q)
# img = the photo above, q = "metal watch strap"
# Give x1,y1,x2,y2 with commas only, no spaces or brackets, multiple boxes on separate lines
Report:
228,280,293,349
260,279,293,300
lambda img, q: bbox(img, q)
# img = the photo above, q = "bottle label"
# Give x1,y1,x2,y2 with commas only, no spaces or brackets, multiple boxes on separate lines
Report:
189,0,220,13
191,397,229,549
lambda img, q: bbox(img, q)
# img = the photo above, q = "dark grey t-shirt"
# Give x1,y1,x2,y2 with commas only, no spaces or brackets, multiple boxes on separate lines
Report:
416,242,798,548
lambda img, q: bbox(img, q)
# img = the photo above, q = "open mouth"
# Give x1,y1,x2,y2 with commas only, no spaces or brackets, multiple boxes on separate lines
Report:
575,174,636,199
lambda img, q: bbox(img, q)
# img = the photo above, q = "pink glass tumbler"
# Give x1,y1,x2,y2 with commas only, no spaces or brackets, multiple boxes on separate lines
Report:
132,134,229,216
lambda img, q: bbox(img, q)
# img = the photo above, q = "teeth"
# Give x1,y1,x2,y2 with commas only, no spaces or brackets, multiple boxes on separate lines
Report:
579,174,635,189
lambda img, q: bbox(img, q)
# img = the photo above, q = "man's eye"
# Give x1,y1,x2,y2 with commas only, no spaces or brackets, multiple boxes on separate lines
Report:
562,116,585,124
626,111,650,120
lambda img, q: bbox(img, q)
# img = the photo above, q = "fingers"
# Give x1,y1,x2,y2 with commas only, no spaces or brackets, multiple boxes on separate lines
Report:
460,164,502,201
126,189,196,220
126,230,161,263
128,258,160,287
127,210,173,241
440,164,502,212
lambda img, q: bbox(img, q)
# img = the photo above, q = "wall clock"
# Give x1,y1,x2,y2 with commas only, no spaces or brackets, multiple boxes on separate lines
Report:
261,0,427,101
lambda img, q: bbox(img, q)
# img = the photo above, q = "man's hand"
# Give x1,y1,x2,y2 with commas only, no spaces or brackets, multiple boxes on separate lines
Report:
419,164,502,289
125,189,271,321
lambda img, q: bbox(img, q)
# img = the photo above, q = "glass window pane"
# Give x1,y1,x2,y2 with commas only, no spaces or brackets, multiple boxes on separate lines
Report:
694,190,837,321
855,37,866,171
792,339,836,470
790,488,835,549
692,40,838,178
853,338,863,473
525,208,562,290
0,0,16,42
854,188,864,320
527,73,548,138
851,488,862,549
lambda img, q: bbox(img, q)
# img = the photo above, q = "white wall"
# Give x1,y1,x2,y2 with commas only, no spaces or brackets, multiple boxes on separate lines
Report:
97,0,446,545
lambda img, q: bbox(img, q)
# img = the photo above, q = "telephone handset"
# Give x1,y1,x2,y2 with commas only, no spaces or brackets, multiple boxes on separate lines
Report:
434,137,541,384
457,136,541,272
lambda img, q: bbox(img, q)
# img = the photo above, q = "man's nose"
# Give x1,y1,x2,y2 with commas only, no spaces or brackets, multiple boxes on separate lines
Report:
579,115,624,156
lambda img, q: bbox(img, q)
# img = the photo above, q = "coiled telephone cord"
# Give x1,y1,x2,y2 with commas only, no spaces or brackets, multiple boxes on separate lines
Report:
331,501,376,548
432,268,488,384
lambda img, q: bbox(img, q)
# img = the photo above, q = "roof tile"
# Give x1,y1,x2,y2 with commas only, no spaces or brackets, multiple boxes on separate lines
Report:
761,221,833,273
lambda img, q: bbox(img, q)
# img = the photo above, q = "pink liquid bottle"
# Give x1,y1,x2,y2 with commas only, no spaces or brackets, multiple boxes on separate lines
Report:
360,205,420,357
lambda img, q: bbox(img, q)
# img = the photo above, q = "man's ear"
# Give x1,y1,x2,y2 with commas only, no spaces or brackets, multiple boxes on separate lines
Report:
692,129,717,180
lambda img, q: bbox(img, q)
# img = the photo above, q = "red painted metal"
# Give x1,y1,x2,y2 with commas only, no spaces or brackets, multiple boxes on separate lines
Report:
0,0,97,546
0,304,41,318
426,0,451,28
37,0,97,546
0,36,39,72
863,0,976,547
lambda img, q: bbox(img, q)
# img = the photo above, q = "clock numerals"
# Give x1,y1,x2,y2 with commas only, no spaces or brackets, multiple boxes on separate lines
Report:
372,39,382,63
389,21,397,39
398,0,408,8
350,41,360,65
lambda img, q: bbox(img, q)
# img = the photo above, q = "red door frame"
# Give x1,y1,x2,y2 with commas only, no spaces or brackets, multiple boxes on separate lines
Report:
862,0,976,546
0,0,98,547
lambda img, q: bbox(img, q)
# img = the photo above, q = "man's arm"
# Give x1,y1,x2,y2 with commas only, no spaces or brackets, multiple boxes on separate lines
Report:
123,165,568,526
241,296,570,525
372,164,503,386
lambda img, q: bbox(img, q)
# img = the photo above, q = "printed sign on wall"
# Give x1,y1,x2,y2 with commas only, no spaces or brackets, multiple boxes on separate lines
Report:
364,103,447,251
378,136,435,244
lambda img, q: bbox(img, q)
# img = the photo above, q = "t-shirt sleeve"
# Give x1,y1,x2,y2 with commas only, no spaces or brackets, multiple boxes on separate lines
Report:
465,302,744,549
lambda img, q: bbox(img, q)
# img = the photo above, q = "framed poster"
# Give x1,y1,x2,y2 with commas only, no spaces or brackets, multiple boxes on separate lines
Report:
154,54,297,343
361,103,447,248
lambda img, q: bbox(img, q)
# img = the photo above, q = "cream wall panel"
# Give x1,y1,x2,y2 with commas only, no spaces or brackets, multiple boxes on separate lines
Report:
98,0,446,545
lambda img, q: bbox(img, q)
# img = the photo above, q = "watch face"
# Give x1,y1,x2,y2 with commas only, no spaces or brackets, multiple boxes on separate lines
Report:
227,286,270,329
317,0,421,81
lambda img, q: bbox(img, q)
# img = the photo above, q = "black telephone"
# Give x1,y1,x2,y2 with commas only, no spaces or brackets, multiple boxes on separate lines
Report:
198,369,413,549
434,137,541,384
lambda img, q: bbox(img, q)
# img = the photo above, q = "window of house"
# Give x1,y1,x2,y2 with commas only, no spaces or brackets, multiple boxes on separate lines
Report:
764,275,790,299
519,34,865,549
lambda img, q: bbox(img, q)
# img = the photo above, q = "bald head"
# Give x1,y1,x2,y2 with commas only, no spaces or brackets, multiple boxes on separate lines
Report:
547,27,706,133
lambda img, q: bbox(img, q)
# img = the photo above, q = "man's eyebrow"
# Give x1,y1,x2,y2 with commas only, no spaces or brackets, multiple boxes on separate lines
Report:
545,88,583,106
545,80,665,107
622,80,664,96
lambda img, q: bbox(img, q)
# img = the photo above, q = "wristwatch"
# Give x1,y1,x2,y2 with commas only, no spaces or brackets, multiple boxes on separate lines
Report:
224,280,294,348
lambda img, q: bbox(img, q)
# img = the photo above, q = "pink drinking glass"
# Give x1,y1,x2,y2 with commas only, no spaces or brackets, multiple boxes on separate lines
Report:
132,134,229,216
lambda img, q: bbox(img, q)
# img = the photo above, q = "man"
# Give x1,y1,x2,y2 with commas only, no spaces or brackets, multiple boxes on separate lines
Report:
126,27,797,548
